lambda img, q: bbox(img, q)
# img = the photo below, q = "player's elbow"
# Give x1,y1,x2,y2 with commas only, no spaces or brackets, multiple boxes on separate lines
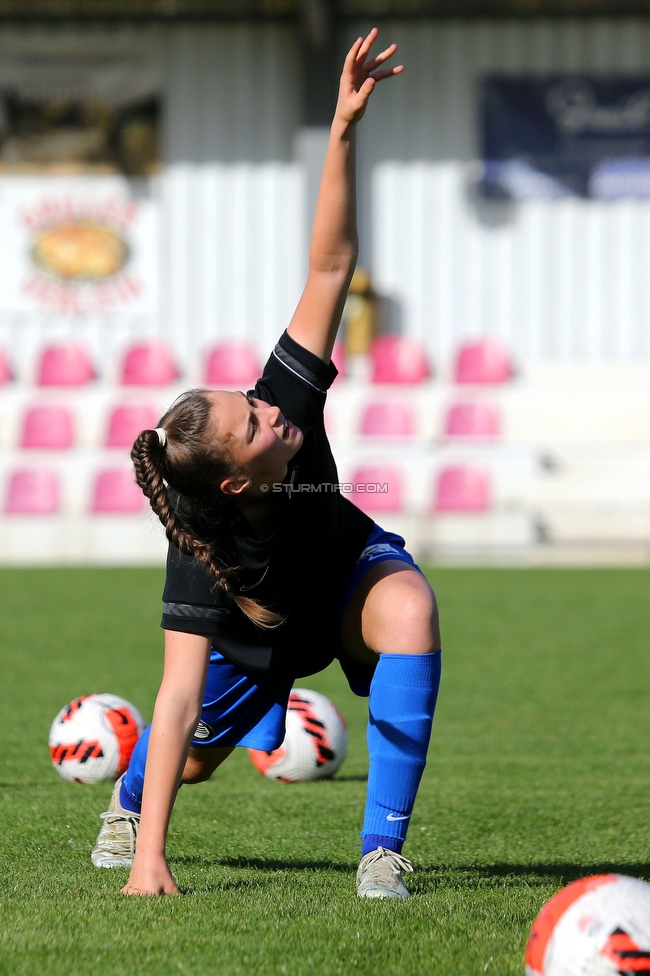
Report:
308,244,358,279
155,682,203,735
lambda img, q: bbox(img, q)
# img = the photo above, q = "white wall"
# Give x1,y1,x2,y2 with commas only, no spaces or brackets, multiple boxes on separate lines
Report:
161,22,305,367
351,17,650,366
3,18,650,376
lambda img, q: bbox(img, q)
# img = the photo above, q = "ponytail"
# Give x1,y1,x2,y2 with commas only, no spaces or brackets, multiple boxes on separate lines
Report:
131,395,284,631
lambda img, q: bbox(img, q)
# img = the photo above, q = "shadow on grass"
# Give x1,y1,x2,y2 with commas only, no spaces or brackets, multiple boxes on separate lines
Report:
173,855,356,873
416,861,650,889
172,855,650,893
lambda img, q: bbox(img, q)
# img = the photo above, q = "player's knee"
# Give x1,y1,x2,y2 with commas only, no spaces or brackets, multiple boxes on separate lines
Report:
182,746,233,784
182,752,220,784
393,580,438,654
366,572,440,655
181,759,214,784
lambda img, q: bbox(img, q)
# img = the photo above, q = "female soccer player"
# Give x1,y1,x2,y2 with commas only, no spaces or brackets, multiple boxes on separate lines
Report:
92,29,442,898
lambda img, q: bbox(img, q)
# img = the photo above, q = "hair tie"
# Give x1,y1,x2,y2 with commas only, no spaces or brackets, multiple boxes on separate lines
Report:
154,427,167,448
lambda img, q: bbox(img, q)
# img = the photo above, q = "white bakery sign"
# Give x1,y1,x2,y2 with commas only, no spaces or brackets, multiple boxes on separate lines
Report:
0,177,159,315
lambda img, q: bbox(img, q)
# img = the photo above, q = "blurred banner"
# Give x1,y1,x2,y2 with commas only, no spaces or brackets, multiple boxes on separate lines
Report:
482,75,650,199
0,176,160,315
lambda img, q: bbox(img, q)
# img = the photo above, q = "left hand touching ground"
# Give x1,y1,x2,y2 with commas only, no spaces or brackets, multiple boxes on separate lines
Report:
336,28,403,125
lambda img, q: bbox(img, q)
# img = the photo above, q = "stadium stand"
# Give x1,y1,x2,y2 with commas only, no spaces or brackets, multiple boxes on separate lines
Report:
2,335,650,564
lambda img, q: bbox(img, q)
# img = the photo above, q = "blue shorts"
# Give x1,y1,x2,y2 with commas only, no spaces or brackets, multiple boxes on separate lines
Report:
191,524,421,751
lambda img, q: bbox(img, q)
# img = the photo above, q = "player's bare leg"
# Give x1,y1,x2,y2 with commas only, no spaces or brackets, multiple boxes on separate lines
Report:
182,746,235,783
342,562,441,899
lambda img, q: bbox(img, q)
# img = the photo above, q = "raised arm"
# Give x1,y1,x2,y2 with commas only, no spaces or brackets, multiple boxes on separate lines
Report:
287,29,403,364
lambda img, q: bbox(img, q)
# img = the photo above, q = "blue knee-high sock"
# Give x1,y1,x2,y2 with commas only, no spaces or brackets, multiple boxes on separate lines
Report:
361,651,441,857
119,724,151,813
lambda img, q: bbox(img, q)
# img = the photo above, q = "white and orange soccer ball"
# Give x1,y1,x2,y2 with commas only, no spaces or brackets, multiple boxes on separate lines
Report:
525,873,650,976
49,693,145,784
248,688,348,782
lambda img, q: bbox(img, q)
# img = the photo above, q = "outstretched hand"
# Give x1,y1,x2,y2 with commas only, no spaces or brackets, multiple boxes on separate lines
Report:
335,28,403,126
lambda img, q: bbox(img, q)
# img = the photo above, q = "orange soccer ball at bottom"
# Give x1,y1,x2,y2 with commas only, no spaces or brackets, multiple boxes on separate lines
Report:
526,873,650,976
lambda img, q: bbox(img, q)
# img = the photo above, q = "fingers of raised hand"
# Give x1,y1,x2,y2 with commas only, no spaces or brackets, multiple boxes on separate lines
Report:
369,64,404,83
345,36,365,70
356,27,378,63
356,77,376,101
359,42,397,74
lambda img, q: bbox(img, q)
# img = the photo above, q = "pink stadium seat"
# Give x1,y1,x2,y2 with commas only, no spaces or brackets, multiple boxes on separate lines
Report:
360,401,415,438
204,341,262,387
0,348,13,384
121,342,180,386
21,405,75,450
434,465,490,512
370,336,431,384
444,401,500,440
91,468,145,513
5,468,60,514
454,338,513,385
37,342,95,387
106,405,158,448
351,465,404,513
370,335,431,385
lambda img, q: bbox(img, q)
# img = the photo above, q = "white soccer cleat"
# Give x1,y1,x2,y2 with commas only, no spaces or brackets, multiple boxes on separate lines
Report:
356,847,413,899
91,774,140,869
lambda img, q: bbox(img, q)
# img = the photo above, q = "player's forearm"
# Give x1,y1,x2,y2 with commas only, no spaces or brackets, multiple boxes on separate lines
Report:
135,692,201,856
308,116,359,278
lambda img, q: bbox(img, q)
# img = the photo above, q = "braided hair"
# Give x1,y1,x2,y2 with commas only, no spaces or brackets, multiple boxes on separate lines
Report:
131,388,283,630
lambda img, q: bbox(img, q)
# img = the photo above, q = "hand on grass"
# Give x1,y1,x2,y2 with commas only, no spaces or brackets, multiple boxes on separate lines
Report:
121,853,180,896
335,28,403,126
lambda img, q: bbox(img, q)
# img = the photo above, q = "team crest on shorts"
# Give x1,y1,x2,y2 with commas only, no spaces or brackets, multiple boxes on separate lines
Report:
193,720,214,741
361,543,400,560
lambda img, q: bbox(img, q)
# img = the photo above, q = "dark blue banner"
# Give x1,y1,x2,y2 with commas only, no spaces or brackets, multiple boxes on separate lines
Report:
482,76,650,199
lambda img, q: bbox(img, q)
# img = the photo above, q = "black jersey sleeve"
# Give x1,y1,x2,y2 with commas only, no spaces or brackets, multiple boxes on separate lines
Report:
252,331,338,428
161,545,229,634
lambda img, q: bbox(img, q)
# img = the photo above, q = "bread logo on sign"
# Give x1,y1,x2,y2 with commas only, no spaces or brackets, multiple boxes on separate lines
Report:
32,221,129,281
18,194,144,313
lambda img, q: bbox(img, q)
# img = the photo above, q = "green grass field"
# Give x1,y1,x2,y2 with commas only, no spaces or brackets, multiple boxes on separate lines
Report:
1,567,649,976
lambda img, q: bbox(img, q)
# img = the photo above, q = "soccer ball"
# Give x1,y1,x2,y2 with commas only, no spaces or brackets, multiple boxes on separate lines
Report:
526,874,650,976
248,688,347,782
49,693,145,784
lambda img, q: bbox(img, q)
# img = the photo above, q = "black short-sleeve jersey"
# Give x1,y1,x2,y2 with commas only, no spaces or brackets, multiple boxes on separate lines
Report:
161,330,374,678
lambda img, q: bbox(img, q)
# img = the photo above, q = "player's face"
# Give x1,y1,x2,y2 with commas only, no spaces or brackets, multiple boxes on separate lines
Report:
208,390,303,495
